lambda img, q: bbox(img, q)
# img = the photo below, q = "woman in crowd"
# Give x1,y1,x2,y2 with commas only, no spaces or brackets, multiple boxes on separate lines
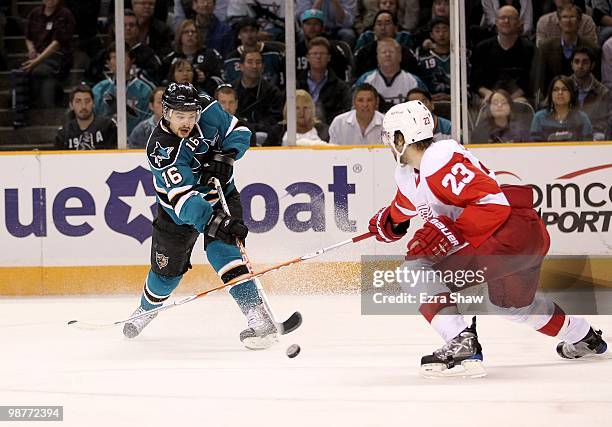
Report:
161,20,224,95
530,75,593,142
471,89,530,143
264,90,329,146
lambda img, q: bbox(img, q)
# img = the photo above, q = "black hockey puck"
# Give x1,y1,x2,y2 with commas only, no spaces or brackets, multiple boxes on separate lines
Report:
67,320,77,325
286,344,301,358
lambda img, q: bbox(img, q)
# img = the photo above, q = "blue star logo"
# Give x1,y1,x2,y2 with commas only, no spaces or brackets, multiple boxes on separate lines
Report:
149,141,175,167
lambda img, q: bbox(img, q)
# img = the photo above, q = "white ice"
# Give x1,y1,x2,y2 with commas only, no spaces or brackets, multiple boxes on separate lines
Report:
0,294,611,427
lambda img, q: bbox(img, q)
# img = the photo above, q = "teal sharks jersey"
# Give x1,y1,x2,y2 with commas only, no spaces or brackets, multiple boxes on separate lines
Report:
146,97,252,232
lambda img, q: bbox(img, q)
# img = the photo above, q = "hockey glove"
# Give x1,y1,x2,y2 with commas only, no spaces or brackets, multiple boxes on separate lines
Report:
205,211,248,244
407,216,464,261
203,152,235,188
368,206,410,243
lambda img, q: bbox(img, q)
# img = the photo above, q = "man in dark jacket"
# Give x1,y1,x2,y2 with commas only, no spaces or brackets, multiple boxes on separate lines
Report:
532,3,599,102
231,49,283,142
297,37,351,125
55,84,117,150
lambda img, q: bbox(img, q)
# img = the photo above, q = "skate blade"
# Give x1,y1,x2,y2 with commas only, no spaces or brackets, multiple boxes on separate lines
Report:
420,359,487,379
241,333,279,350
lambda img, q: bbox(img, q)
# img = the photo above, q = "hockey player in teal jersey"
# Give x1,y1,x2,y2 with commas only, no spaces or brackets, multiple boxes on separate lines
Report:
123,82,278,349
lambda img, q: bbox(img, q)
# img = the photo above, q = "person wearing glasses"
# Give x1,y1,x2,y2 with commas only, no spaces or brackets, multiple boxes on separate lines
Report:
532,3,599,102
471,6,534,106
161,19,224,92
530,75,593,141
536,0,597,48
481,0,533,34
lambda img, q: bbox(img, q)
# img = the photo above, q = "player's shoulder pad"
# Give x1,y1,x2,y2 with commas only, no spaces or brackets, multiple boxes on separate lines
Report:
198,92,215,112
420,139,466,178
147,125,181,170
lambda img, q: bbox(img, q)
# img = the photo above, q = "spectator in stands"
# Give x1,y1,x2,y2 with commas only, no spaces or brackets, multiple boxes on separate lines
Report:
162,19,224,95
570,47,610,139
536,0,597,48
132,0,173,57
296,0,358,47
165,58,196,85
215,83,259,145
297,37,352,125
55,84,117,150
11,0,76,127
226,0,286,40
215,84,239,115
173,0,228,31
482,0,533,35
92,43,153,134
193,0,235,57
471,89,531,143
593,1,612,45
355,10,413,50
109,0,172,25
356,0,420,34
264,90,330,146
471,5,534,105
406,88,452,138
86,9,162,87
329,83,385,145
602,36,612,90
353,11,420,78
231,48,283,143
412,0,450,49
355,38,427,112
531,75,593,141
417,16,450,101
296,9,352,81
223,17,285,87
128,86,164,148
532,3,599,102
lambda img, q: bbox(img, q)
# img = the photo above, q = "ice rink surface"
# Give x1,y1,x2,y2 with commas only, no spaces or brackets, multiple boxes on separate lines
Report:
1,294,611,427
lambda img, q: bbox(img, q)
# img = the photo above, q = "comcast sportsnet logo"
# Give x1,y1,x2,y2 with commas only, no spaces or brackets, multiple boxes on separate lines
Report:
497,163,612,233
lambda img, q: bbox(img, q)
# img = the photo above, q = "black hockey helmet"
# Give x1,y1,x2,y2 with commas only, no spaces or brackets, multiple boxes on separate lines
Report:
162,82,202,120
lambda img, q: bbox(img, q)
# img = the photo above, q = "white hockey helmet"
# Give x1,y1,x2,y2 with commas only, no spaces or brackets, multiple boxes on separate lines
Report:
381,100,434,159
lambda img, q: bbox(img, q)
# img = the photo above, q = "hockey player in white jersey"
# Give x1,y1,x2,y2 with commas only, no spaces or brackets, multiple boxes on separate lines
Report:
368,100,607,377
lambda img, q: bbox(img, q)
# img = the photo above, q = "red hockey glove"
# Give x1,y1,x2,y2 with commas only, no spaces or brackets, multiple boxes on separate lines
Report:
407,216,465,260
368,206,410,243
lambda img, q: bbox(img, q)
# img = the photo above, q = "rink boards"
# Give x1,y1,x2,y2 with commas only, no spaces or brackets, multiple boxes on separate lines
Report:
0,143,611,295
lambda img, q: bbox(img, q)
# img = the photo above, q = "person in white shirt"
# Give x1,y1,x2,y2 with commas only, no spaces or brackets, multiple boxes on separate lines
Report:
329,83,385,145
354,38,427,112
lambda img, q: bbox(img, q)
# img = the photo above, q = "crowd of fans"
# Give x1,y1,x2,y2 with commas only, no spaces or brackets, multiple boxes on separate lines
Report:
6,0,612,149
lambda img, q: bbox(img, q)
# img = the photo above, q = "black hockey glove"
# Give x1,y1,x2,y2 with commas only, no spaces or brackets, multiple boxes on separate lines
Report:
205,211,248,244
202,153,235,188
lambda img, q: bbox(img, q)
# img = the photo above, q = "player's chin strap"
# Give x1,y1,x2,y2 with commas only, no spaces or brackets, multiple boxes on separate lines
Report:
384,130,410,166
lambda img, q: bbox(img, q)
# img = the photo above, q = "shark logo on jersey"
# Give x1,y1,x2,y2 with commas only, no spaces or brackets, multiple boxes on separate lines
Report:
105,166,157,243
149,141,175,167
155,251,169,269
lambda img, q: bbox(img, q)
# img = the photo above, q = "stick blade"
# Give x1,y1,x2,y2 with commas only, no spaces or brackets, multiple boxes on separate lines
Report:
279,311,302,335
66,319,115,331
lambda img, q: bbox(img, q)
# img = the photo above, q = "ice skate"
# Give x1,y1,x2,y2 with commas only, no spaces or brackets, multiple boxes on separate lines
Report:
420,317,486,379
556,327,607,359
239,304,279,350
122,306,158,339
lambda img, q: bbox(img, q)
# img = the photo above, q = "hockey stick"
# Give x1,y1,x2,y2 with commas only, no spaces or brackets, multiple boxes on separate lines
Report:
68,228,373,330
211,177,303,335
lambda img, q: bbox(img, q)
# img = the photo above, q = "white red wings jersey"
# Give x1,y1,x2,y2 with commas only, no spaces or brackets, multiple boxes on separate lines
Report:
388,139,511,248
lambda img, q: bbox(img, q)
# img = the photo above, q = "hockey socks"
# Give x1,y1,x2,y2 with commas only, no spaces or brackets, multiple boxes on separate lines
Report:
140,270,181,311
